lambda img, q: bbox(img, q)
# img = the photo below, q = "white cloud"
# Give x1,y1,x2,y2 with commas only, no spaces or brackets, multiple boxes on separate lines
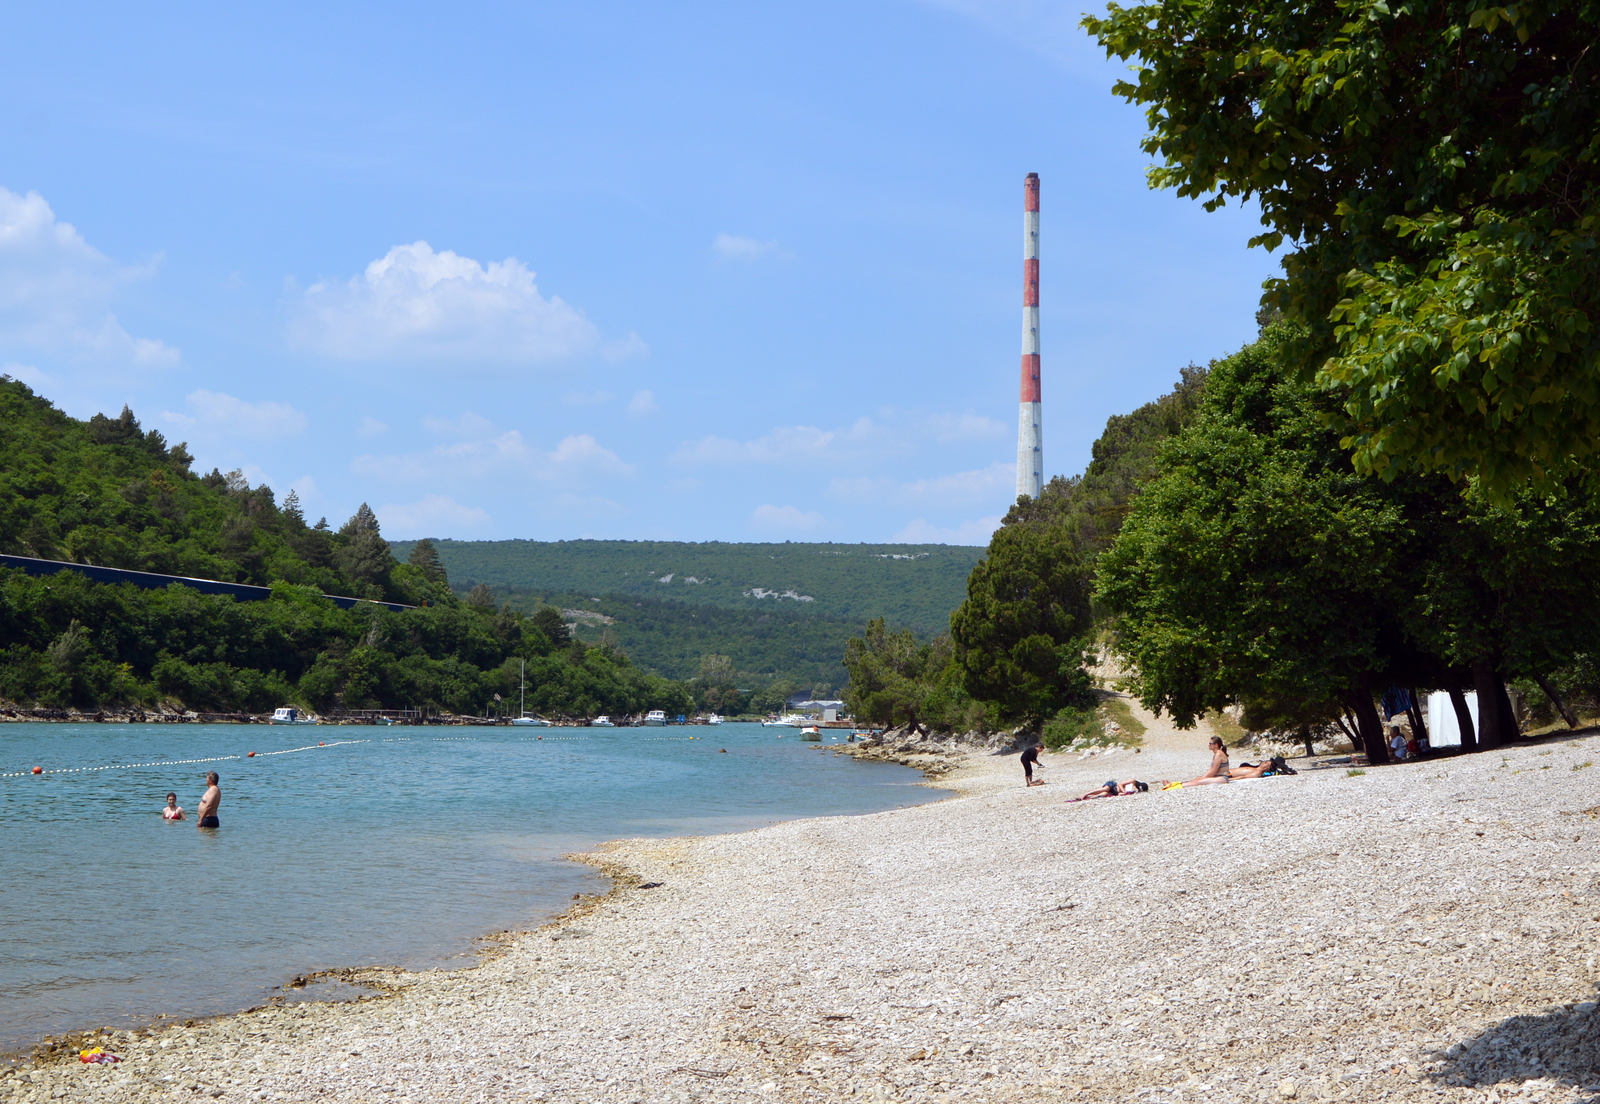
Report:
160,390,308,440
893,514,1003,545
922,412,1008,442
714,233,779,262
751,504,826,533
602,331,649,361
0,187,179,368
2,360,58,392
358,416,387,437
830,462,1014,506
351,416,633,489
290,241,600,365
674,418,877,467
375,494,492,538
627,389,657,416
287,475,321,505
548,434,635,477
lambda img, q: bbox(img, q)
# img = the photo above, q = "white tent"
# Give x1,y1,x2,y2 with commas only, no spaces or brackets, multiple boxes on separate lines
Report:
1426,690,1478,747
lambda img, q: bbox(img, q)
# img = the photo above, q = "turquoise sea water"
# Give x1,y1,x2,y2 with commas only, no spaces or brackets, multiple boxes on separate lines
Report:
0,722,941,1054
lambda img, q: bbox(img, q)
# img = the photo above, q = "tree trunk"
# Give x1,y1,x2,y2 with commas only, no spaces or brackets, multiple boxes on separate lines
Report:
1472,658,1510,750
1298,725,1315,757
1334,712,1359,747
1404,688,1429,751
1448,684,1478,752
1345,689,1390,764
1534,673,1580,729
1494,671,1520,742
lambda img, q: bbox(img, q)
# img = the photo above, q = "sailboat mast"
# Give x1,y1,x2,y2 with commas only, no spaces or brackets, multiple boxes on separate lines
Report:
520,658,526,718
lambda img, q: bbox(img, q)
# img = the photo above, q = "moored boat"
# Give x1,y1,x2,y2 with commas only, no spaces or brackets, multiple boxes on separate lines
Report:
642,709,668,726
269,707,318,725
591,715,616,728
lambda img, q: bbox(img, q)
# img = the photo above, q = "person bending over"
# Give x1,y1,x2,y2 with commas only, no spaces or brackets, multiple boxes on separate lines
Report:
1020,744,1044,787
1070,778,1149,801
161,792,185,821
196,772,221,829
1161,737,1231,789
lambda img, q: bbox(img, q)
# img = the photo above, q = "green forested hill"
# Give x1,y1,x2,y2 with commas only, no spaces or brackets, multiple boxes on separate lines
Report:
0,378,692,718
491,590,861,691
387,540,985,635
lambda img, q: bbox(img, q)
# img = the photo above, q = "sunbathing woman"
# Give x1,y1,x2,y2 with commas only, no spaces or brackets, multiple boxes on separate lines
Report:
1230,754,1297,779
1069,778,1149,801
1160,737,1231,789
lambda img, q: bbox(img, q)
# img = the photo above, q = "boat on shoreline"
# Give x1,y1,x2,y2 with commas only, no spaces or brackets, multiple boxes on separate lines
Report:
269,707,318,725
509,660,552,725
762,713,805,728
591,715,616,728
642,710,667,726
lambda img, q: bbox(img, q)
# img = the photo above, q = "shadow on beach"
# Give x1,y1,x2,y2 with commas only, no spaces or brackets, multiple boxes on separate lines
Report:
1428,994,1600,1100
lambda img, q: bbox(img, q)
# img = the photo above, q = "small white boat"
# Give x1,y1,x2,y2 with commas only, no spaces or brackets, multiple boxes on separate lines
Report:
591,715,616,728
705,714,724,725
509,661,550,725
642,710,668,726
269,707,317,725
762,713,804,728
800,725,823,741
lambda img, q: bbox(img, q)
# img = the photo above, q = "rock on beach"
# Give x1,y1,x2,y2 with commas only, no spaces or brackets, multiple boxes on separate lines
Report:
6,703,1599,1104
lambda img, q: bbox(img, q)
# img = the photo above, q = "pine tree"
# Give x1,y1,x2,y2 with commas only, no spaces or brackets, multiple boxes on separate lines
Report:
282,489,306,528
407,538,447,585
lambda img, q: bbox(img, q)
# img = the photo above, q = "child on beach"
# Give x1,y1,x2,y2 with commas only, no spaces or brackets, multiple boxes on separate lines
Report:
162,793,185,821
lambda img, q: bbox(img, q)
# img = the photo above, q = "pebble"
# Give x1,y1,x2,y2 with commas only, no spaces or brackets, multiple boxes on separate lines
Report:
7,714,1599,1104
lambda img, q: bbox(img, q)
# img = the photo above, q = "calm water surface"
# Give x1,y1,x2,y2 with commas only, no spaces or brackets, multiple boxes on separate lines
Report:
0,722,941,1053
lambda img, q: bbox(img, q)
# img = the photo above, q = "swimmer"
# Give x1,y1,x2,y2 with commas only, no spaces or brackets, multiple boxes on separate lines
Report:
196,771,221,829
161,792,185,821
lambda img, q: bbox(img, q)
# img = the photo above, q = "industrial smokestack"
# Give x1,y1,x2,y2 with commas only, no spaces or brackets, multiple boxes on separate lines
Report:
1016,172,1043,500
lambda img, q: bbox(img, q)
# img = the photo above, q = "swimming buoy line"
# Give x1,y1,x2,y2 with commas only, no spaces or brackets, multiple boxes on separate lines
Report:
5,731,709,779
1,739,369,779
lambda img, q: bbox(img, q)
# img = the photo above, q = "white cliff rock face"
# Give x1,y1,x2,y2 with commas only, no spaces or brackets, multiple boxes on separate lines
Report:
7,700,1600,1104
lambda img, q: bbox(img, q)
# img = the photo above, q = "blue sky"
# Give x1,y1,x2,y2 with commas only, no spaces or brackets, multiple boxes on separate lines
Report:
0,1,1276,545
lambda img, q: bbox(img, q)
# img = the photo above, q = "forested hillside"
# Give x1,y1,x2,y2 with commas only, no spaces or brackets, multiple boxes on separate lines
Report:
388,539,984,635
0,378,691,717
492,590,858,691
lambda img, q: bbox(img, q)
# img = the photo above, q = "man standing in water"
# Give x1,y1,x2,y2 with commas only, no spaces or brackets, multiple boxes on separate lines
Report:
197,772,221,829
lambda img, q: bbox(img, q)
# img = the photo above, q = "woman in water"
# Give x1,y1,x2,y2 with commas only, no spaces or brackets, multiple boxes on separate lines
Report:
161,792,186,821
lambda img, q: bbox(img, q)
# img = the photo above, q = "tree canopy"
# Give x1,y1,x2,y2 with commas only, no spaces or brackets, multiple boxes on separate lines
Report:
1098,325,1600,759
1083,0,1600,497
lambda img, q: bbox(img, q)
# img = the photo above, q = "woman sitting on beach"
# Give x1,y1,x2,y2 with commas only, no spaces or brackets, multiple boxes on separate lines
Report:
1160,737,1231,789
1069,778,1149,802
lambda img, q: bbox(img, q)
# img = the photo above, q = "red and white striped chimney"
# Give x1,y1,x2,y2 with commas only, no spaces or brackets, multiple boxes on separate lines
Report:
1016,172,1043,500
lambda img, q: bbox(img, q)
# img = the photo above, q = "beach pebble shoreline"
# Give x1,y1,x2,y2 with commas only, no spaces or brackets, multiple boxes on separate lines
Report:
6,707,1598,1104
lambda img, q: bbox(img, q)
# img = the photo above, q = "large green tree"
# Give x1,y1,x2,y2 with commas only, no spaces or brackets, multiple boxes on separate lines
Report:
1083,0,1600,497
949,520,1096,727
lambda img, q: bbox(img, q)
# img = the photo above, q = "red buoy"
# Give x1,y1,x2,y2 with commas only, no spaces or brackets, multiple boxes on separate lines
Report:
31,766,42,775
318,741,324,746
247,751,256,757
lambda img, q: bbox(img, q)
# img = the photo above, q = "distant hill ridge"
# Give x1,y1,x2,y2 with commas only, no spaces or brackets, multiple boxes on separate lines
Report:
387,539,985,636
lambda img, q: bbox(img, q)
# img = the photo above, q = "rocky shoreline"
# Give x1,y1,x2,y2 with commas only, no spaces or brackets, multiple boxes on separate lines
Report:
4,701,1598,1103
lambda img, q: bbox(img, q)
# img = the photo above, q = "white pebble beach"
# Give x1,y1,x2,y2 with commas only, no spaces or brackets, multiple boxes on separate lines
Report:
8,700,1599,1104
